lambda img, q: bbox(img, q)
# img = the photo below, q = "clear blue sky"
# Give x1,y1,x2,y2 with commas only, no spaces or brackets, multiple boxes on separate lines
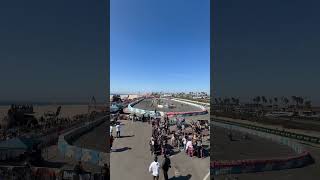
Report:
110,0,210,94
0,0,107,103
213,0,320,104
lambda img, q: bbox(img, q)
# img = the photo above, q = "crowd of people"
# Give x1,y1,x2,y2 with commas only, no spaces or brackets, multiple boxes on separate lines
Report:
147,114,208,179
9,104,34,114
0,113,92,141
148,115,208,159
109,98,209,179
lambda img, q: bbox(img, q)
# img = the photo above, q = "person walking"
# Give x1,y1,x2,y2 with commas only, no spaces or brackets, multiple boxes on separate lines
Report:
162,154,171,180
110,125,113,136
116,123,121,138
148,156,160,180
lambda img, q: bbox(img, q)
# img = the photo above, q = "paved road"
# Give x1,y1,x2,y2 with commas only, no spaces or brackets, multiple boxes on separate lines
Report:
212,124,320,180
73,118,209,180
110,120,209,180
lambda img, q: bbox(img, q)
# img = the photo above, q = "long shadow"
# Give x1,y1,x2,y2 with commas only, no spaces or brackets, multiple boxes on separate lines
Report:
169,174,192,180
171,149,182,156
118,135,135,138
112,147,132,152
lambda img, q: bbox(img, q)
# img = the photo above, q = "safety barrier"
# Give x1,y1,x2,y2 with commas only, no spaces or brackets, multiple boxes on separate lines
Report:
58,116,109,167
211,118,314,175
127,98,208,117
213,118,320,144
171,98,207,111
166,98,208,117
211,152,314,175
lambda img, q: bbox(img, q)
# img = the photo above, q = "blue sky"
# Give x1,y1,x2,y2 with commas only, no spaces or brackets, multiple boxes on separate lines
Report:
0,0,107,103
110,0,210,94
213,0,320,104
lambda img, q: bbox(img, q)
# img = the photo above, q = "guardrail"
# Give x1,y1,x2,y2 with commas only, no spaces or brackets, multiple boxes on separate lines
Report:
171,98,210,106
211,151,314,175
58,116,109,167
127,98,208,117
211,118,314,175
212,117,320,144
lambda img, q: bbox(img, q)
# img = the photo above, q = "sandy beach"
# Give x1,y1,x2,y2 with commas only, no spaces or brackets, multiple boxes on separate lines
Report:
0,104,93,125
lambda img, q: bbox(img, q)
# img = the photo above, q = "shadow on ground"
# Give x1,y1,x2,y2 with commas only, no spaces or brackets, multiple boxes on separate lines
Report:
169,174,192,180
112,147,132,152
118,135,135,138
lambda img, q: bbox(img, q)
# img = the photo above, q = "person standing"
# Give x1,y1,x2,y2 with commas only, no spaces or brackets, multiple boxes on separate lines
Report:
110,125,113,136
182,136,187,151
149,156,160,180
162,154,171,180
196,137,202,158
149,137,155,155
116,123,121,138
110,135,114,152
186,138,192,152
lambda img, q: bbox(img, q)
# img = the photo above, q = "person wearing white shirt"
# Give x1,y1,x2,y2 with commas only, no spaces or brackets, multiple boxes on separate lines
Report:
148,156,160,180
185,139,192,152
116,124,121,138
182,136,187,151
110,125,113,135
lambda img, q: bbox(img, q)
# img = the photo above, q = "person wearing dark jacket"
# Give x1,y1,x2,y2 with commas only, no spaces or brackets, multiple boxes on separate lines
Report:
103,163,110,180
110,135,114,151
161,154,171,180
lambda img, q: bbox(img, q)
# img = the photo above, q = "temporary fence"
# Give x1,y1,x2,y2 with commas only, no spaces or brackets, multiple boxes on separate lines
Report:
211,118,314,175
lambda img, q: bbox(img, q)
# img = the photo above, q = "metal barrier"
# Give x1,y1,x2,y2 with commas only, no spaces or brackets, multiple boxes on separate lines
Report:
127,98,208,117
211,118,314,175
212,118,320,144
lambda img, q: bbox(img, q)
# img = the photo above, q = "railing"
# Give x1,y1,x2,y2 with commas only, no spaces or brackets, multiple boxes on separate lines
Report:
127,98,208,117
211,118,314,175
212,118,320,144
